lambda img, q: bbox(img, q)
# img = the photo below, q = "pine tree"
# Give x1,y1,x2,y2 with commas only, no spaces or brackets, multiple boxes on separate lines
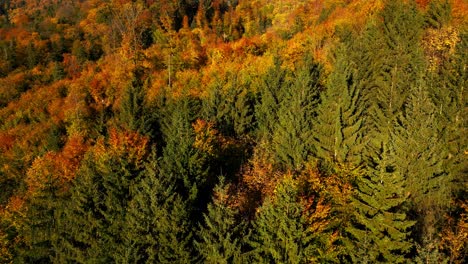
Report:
195,177,245,264
15,174,63,263
159,94,210,207
360,0,425,159
425,0,452,29
248,177,324,264
313,44,364,171
53,141,145,263
118,70,155,136
53,154,113,263
271,60,321,171
421,31,467,252
393,77,450,241
428,32,467,199
343,143,415,263
52,62,65,81
123,152,192,263
255,57,288,141
228,79,255,137
202,74,255,138
202,80,224,129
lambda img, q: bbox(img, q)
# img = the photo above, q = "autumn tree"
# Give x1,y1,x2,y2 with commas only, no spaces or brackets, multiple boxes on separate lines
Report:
111,1,150,63
0,1,466,263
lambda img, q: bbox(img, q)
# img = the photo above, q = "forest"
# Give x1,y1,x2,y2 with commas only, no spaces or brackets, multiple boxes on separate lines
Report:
0,0,466,263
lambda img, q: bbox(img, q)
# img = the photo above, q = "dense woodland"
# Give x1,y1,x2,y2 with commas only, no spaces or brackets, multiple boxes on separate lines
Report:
0,0,466,263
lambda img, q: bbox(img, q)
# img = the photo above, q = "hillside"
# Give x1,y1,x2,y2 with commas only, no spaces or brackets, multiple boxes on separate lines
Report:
0,0,467,262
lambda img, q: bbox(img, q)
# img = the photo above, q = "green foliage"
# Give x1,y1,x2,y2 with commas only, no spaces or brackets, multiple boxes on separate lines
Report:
314,44,364,170
394,78,451,241
0,40,18,76
44,122,66,152
0,1,466,263
202,74,255,137
425,0,452,28
360,0,425,159
343,143,415,263
255,58,288,140
124,152,192,263
52,62,65,81
247,178,324,263
228,83,255,137
118,72,156,136
160,94,209,204
26,43,38,69
271,60,321,170
195,177,245,264
428,33,468,198
53,146,143,263
71,40,88,63
14,175,64,263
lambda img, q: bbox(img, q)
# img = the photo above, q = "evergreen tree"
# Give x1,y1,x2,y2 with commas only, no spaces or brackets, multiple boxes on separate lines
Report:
195,177,245,264
393,78,450,241
123,152,192,263
26,42,38,69
421,32,467,252
271,60,321,171
202,80,224,128
53,144,144,263
202,74,255,138
118,71,156,136
228,80,255,137
15,174,64,263
425,0,452,29
428,33,467,199
343,143,415,263
52,62,65,81
255,58,288,141
160,94,209,207
360,0,425,159
53,155,113,263
248,177,324,264
313,44,364,170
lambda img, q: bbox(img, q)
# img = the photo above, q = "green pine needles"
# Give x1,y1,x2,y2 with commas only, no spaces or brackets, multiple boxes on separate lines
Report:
271,60,321,171
196,177,245,264
344,143,415,263
314,44,363,171
248,178,318,264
